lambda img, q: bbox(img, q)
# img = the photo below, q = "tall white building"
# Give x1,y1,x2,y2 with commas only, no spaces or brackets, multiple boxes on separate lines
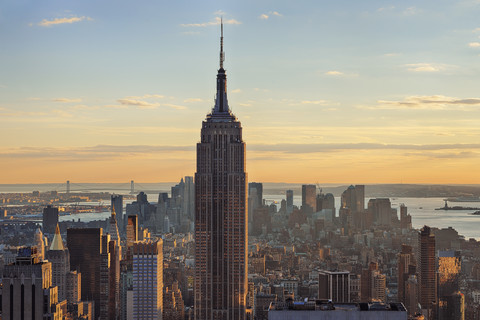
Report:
133,239,163,319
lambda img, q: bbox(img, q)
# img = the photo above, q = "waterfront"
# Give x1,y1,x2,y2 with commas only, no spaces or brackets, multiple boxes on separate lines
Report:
1,184,478,240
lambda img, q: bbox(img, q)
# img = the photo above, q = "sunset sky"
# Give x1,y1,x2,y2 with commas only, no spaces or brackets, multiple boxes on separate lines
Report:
1,0,480,184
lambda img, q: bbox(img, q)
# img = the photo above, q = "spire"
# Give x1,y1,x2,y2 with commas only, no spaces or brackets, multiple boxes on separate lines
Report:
220,17,224,69
49,224,65,251
212,19,231,116
108,206,120,242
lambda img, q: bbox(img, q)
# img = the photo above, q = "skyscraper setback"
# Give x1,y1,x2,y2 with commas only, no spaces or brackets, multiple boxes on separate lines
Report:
195,23,248,320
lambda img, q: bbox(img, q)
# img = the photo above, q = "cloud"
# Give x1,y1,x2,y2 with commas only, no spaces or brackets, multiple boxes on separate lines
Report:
325,71,344,76
384,53,401,57
259,11,283,20
125,94,164,99
231,89,242,93
163,103,187,110
361,95,480,110
405,63,448,72
38,16,92,27
183,98,204,103
53,98,82,103
377,6,395,12
0,145,195,161
103,105,129,109
181,16,241,27
214,10,226,16
117,99,159,109
403,6,421,15
474,27,480,33
7,143,478,162
247,142,480,154
404,151,477,159
469,42,480,48
301,100,328,105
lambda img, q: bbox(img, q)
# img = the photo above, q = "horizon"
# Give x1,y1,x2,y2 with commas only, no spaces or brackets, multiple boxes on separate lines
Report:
2,1,480,184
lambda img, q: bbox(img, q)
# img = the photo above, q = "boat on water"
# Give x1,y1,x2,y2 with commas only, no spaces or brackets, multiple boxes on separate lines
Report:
471,211,480,215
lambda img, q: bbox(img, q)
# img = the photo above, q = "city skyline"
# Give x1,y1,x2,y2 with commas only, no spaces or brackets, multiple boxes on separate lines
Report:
2,1,480,184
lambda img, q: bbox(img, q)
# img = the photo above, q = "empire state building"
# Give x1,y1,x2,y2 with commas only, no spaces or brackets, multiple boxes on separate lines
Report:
195,23,248,320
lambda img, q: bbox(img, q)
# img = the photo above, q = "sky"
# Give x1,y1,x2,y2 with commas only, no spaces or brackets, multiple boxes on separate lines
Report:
1,0,480,184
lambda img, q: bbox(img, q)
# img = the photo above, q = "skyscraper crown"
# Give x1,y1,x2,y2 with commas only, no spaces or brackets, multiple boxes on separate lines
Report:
208,19,237,122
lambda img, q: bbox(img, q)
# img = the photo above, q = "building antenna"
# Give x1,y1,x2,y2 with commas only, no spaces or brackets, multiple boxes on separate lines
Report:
220,17,224,69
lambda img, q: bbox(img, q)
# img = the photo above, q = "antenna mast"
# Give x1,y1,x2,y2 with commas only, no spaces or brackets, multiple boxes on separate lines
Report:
220,18,224,69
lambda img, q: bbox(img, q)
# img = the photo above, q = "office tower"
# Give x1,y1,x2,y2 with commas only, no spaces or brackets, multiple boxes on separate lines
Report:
46,224,70,301
371,272,386,302
248,183,262,234
448,292,465,320
400,204,412,229
121,213,137,320
127,215,138,247
99,233,121,320
286,190,293,214
418,226,437,318
111,194,123,232
249,182,263,207
367,198,392,226
323,193,335,211
68,227,103,318
43,205,59,234
34,227,45,261
195,23,248,320
126,192,155,227
341,185,356,211
397,244,415,305
361,262,386,302
67,270,82,303
354,185,365,212
184,176,195,229
438,250,462,320
405,274,419,317
318,270,350,303
2,247,63,319
133,239,163,319
302,184,316,213
163,281,185,320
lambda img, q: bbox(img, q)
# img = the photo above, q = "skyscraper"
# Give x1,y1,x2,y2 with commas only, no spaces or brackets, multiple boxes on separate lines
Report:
2,247,63,319
46,224,70,301
68,227,103,318
195,22,248,320
397,244,415,305
111,194,123,232
43,205,59,234
133,239,163,319
419,225,437,318
438,250,462,320
286,190,293,214
302,184,316,214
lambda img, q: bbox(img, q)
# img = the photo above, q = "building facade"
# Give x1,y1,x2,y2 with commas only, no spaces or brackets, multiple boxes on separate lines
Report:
67,227,103,318
133,240,163,319
418,226,437,318
318,270,351,303
194,23,248,320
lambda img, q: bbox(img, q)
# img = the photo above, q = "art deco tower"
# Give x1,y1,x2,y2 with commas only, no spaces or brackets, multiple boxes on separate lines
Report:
195,22,248,320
